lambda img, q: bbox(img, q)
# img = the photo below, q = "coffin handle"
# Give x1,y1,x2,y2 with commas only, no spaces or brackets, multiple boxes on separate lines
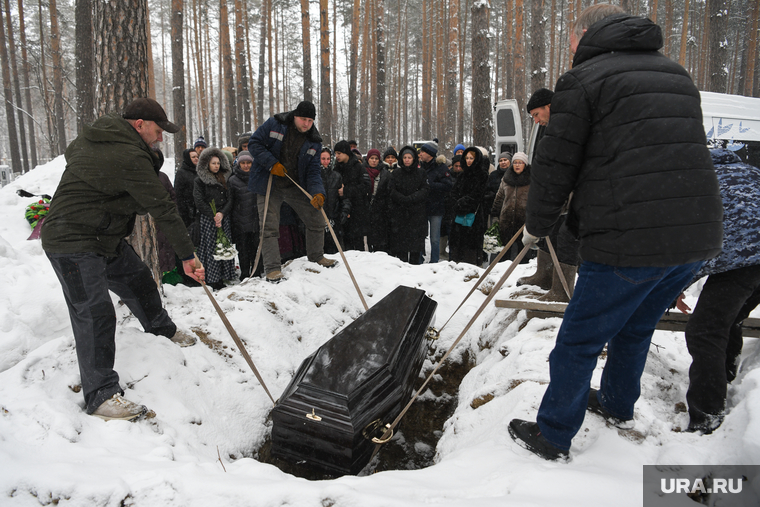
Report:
363,419,393,444
426,327,440,340
306,408,322,422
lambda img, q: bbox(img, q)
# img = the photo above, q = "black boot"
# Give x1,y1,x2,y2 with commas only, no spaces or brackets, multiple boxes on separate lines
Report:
508,419,569,461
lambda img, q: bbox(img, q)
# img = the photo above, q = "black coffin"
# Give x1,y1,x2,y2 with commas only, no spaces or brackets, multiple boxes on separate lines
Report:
270,285,437,476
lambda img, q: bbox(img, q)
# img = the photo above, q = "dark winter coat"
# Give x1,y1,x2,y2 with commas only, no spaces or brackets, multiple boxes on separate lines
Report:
423,155,453,217
193,147,234,220
335,153,370,246
156,171,178,273
228,165,259,241
247,111,325,198
448,147,489,262
175,148,198,227
492,166,531,244
526,13,723,267
365,161,392,251
484,166,506,218
388,146,430,252
41,113,194,260
321,164,350,231
696,149,760,278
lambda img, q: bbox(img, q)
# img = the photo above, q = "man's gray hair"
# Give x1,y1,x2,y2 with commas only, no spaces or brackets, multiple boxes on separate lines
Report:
573,3,625,40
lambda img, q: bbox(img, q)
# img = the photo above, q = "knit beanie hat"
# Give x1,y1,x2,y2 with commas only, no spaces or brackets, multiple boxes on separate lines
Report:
293,100,316,119
420,141,438,157
237,150,253,163
498,152,512,162
526,88,554,113
367,148,382,160
334,140,352,155
194,136,207,149
453,144,466,154
383,147,398,160
451,154,462,165
512,152,529,165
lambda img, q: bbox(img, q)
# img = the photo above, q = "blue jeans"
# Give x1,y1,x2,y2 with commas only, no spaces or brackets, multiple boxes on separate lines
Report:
537,260,704,450
428,215,443,263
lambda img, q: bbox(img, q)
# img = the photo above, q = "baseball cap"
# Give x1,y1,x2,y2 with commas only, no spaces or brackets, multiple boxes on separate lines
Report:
123,98,180,133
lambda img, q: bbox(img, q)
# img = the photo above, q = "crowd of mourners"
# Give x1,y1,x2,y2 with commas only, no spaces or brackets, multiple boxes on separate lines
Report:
168,132,533,290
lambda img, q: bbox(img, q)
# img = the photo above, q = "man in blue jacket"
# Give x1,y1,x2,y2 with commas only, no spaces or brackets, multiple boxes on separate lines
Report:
248,101,336,282
508,4,723,461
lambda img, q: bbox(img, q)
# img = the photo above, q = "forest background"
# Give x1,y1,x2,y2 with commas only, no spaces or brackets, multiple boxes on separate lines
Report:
0,0,757,176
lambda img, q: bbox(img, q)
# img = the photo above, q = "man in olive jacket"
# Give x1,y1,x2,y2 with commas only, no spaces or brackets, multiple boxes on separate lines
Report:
508,5,723,461
41,98,205,422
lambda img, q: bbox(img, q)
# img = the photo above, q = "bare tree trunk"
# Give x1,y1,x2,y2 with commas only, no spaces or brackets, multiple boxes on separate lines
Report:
708,0,729,92
75,0,95,134
4,0,29,172
421,0,432,140
513,0,525,115
49,0,67,155
94,0,160,284
235,0,252,133
446,0,459,156
471,0,492,148
457,1,468,144
0,3,21,173
678,0,691,67
38,0,55,159
300,0,313,102
375,0,386,147
320,0,333,146
331,0,338,135
17,0,38,167
348,0,360,140
220,0,237,143
530,0,546,92
267,0,274,115
257,0,267,122
744,0,759,95
146,3,155,99
664,0,674,58
171,0,187,160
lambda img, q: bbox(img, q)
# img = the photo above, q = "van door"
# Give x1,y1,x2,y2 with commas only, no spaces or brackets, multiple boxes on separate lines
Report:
493,100,523,156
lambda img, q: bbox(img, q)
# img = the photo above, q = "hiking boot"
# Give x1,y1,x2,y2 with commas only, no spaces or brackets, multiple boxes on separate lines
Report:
315,257,338,268
516,249,553,289
508,419,569,461
587,388,635,429
92,394,148,422
538,262,578,303
170,330,196,347
266,270,284,283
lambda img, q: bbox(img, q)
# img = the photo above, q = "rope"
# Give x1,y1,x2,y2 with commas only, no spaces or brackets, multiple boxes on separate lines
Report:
370,242,533,458
200,280,276,405
438,225,525,334
283,172,369,311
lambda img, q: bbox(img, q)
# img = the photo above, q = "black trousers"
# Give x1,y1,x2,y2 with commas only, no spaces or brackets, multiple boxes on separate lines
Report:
236,230,264,280
685,264,760,429
46,241,176,413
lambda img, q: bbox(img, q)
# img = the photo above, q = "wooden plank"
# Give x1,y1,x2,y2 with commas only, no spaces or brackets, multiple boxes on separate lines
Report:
495,299,760,338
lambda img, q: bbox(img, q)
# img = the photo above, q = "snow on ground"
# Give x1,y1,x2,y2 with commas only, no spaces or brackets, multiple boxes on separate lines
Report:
0,157,758,506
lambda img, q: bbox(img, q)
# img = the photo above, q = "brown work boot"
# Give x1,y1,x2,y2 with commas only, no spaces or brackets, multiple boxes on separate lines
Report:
266,270,284,283
92,394,148,421
315,257,338,268
538,262,577,302
169,330,196,347
516,249,553,289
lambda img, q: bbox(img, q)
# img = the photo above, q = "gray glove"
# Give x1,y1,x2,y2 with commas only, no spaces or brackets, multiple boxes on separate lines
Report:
522,229,541,250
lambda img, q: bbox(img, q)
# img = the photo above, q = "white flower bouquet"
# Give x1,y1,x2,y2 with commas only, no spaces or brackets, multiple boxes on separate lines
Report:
483,222,503,255
210,200,238,261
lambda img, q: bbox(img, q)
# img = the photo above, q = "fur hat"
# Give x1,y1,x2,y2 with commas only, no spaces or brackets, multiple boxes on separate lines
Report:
196,147,232,185
526,88,554,113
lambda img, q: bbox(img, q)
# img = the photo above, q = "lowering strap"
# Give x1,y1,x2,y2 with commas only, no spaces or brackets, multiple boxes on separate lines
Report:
371,242,533,457
283,172,369,311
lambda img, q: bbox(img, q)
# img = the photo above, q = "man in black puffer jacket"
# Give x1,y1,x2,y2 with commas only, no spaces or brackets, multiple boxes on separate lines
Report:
508,4,723,461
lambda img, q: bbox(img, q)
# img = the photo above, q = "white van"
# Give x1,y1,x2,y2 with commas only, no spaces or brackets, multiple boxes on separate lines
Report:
494,91,760,166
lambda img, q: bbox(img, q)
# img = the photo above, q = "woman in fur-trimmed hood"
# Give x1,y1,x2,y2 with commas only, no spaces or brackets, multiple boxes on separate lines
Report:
193,147,236,289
